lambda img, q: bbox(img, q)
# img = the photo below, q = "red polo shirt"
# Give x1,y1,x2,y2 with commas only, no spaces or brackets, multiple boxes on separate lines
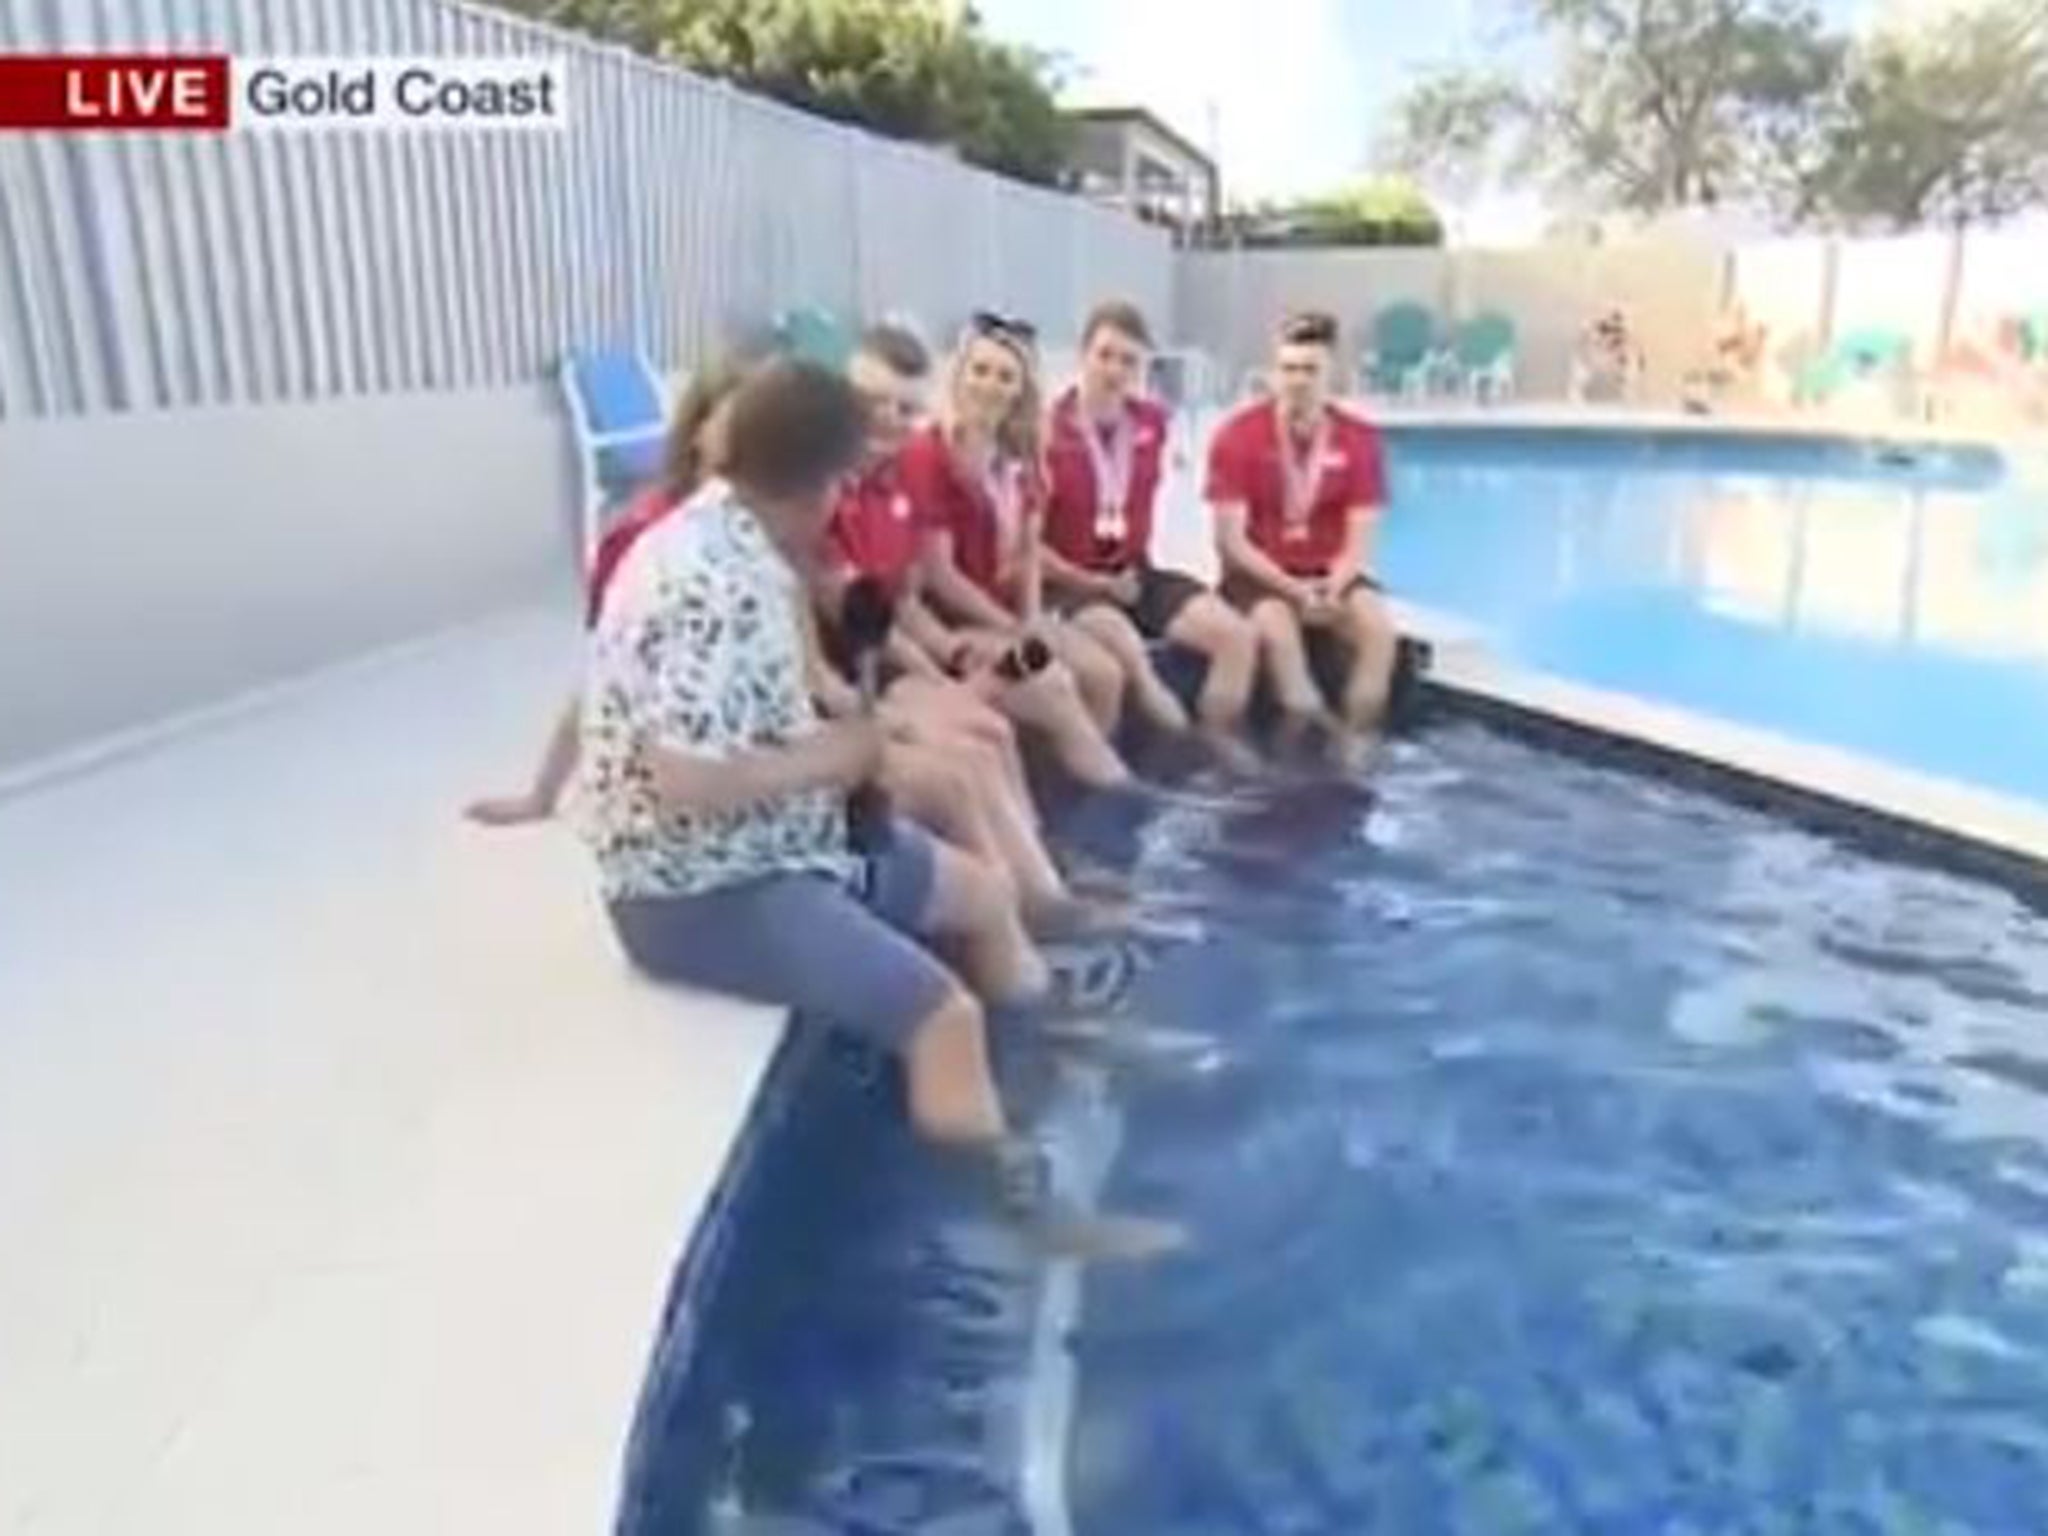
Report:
896,421,1040,602
1043,387,1170,573
826,457,921,594
1204,400,1387,577
586,486,680,628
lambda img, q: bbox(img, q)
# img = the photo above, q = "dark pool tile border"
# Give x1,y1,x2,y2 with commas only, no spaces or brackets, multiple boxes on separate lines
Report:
608,1021,817,1535
1407,659,2048,911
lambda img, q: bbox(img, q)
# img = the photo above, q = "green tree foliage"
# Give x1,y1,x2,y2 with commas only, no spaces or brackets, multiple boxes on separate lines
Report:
1818,0,2048,229
1287,178,1447,247
492,0,1071,186
1384,0,2048,229
1207,178,1445,248
1383,0,1836,213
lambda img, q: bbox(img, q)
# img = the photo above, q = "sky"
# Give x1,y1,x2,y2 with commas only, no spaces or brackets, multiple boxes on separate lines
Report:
975,0,1880,209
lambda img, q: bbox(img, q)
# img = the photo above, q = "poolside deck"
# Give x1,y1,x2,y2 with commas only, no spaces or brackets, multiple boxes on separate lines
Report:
0,609,779,1535
6,407,2043,1536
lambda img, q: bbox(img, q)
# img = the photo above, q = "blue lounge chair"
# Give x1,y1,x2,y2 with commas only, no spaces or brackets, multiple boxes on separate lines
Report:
559,349,669,565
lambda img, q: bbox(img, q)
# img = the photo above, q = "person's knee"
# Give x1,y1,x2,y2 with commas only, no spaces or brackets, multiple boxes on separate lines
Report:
950,733,1007,787
963,702,1017,754
1077,640,1124,699
1252,600,1303,652
1208,606,1259,666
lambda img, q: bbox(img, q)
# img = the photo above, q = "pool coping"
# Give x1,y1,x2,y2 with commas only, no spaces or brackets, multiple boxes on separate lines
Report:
1361,400,2027,454
1392,605,2048,895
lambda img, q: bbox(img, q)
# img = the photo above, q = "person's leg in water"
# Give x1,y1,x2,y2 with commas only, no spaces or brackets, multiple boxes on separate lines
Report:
1163,592,1259,739
880,734,1088,930
977,655,1132,790
921,729,1075,924
1334,582,1400,731
904,828,1051,1004
882,739,1022,910
605,846,1174,1256
1071,602,1191,734
1247,594,1338,754
1041,619,1127,736
885,673,1041,827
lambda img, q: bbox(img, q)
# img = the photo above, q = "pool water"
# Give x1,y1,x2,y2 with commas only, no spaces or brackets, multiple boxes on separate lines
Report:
1371,427,2048,805
621,723,2048,1534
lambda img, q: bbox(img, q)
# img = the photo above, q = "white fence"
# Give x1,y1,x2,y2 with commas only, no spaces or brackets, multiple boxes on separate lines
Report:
0,0,1170,422
1174,224,2048,408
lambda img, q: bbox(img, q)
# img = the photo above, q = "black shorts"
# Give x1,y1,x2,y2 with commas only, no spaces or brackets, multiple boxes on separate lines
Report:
1217,570,1383,612
1060,566,1210,639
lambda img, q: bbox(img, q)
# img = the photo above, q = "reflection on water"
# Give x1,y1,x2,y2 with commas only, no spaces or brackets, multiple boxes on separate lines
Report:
1076,723,2048,1535
1373,434,2048,803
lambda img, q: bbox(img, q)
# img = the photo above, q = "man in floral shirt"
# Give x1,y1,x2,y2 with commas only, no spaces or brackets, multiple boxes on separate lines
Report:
581,360,1172,1255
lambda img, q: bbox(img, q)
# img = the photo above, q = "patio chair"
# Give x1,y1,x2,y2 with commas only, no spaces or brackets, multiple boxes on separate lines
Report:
1795,327,1911,407
559,348,669,566
2022,310,2048,363
776,305,855,371
1450,311,1518,405
1362,302,1443,400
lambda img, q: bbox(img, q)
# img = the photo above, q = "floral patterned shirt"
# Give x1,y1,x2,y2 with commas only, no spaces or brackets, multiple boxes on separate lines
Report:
578,480,856,900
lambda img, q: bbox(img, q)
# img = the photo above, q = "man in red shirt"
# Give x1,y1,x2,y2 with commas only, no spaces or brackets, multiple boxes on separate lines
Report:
1206,310,1398,740
1042,301,1257,738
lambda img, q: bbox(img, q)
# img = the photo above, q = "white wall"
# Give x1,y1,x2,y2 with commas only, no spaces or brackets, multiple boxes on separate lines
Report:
1171,239,1726,398
1173,248,1450,387
0,386,576,775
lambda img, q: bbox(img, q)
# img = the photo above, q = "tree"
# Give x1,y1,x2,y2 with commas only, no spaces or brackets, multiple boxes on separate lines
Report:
1286,178,1446,247
1384,0,1836,214
1382,0,2048,229
1815,0,2048,229
490,0,1072,186
1202,178,1444,248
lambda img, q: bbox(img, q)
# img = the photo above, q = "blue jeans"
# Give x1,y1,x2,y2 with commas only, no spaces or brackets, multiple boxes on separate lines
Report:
606,820,952,1050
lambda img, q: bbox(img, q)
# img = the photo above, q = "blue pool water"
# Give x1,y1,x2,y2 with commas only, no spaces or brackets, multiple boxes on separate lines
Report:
621,724,2048,1533
1373,426,2048,806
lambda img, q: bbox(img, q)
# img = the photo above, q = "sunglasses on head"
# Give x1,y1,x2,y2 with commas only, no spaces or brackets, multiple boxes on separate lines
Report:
1280,313,1338,347
968,310,1039,348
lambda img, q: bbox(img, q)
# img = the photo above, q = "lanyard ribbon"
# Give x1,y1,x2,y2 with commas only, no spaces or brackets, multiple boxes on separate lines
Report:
1279,406,1329,542
1080,403,1136,546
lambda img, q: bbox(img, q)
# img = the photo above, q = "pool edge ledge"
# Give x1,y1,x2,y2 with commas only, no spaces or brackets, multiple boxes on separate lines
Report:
1418,643,2048,886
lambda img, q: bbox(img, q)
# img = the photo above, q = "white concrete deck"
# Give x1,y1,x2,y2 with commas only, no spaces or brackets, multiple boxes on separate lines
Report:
0,608,780,1536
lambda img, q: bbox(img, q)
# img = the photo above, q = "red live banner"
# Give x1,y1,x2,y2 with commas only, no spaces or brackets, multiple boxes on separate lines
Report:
0,54,231,130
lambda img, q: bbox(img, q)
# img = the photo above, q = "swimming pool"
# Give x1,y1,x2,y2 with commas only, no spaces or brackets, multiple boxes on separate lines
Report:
1371,424,2048,807
615,719,2048,1534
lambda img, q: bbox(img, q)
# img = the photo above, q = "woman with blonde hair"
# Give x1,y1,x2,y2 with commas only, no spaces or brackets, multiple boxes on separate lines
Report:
895,312,1132,788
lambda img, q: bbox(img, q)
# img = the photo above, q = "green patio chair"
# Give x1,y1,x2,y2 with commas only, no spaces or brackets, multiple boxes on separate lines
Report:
2022,310,2048,363
1796,327,1911,405
1451,311,1517,404
774,305,854,371
1362,301,1442,400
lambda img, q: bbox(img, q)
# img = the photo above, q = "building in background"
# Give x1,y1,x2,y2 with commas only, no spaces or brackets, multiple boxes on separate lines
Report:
1062,106,1219,239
